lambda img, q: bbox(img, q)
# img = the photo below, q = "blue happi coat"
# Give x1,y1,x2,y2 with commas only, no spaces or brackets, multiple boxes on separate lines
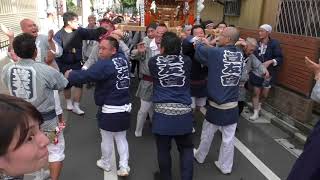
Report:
68,52,131,131
149,54,193,135
195,44,244,126
252,38,283,85
182,36,208,97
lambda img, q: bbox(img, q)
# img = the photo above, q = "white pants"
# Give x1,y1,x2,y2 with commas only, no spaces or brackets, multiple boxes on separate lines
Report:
54,90,63,116
194,120,237,172
135,99,153,135
48,132,65,162
100,129,129,168
191,97,207,109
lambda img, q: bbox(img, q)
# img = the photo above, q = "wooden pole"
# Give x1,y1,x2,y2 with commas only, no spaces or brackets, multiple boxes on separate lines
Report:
116,24,218,36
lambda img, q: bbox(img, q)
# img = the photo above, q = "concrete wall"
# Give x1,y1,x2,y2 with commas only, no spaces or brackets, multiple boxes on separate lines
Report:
266,86,314,124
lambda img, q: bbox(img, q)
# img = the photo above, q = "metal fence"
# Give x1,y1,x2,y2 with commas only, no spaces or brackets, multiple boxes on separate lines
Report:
0,0,38,51
0,40,9,53
275,0,320,37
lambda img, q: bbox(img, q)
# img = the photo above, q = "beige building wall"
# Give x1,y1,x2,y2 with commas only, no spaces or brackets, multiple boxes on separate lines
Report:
201,0,279,30
261,0,280,28
225,0,264,29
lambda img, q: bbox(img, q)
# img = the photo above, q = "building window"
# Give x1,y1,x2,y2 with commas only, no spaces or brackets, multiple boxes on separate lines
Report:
276,0,320,37
224,0,241,17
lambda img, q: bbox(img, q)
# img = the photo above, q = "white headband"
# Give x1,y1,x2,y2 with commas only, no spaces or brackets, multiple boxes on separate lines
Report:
183,25,192,32
206,23,215,28
259,24,272,33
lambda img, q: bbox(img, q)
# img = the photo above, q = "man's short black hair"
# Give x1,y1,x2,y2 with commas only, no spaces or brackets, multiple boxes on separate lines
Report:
112,16,124,25
105,36,119,52
13,33,36,59
158,23,167,29
160,32,181,55
99,18,113,25
191,25,205,36
146,22,158,31
215,21,228,28
63,11,78,27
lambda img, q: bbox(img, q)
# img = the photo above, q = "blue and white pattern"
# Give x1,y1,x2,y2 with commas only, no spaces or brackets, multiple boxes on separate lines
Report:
156,55,186,87
221,50,244,86
112,57,130,90
8,65,37,102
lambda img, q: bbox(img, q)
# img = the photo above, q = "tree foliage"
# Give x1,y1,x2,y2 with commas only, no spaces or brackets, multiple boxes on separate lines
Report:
66,0,79,13
120,0,136,8
90,0,94,12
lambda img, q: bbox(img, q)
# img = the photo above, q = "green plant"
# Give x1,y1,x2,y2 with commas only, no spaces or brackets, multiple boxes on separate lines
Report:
121,0,136,8
66,0,79,13
90,0,94,12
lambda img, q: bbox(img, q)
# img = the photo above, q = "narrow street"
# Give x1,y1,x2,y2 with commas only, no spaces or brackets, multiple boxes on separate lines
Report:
56,80,299,180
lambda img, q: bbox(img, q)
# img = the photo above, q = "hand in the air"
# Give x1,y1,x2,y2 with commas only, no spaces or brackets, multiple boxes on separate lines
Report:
48,30,54,41
305,56,320,80
0,23,14,38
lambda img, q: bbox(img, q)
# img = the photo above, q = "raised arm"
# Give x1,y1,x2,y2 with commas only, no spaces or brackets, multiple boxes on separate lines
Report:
82,44,99,70
78,27,107,41
46,30,63,65
0,23,14,52
130,42,146,62
67,60,113,85
194,43,210,65
0,23,19,61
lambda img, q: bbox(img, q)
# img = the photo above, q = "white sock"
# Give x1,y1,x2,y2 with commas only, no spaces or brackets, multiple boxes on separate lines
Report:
66,99,73,105
74,102,80,108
